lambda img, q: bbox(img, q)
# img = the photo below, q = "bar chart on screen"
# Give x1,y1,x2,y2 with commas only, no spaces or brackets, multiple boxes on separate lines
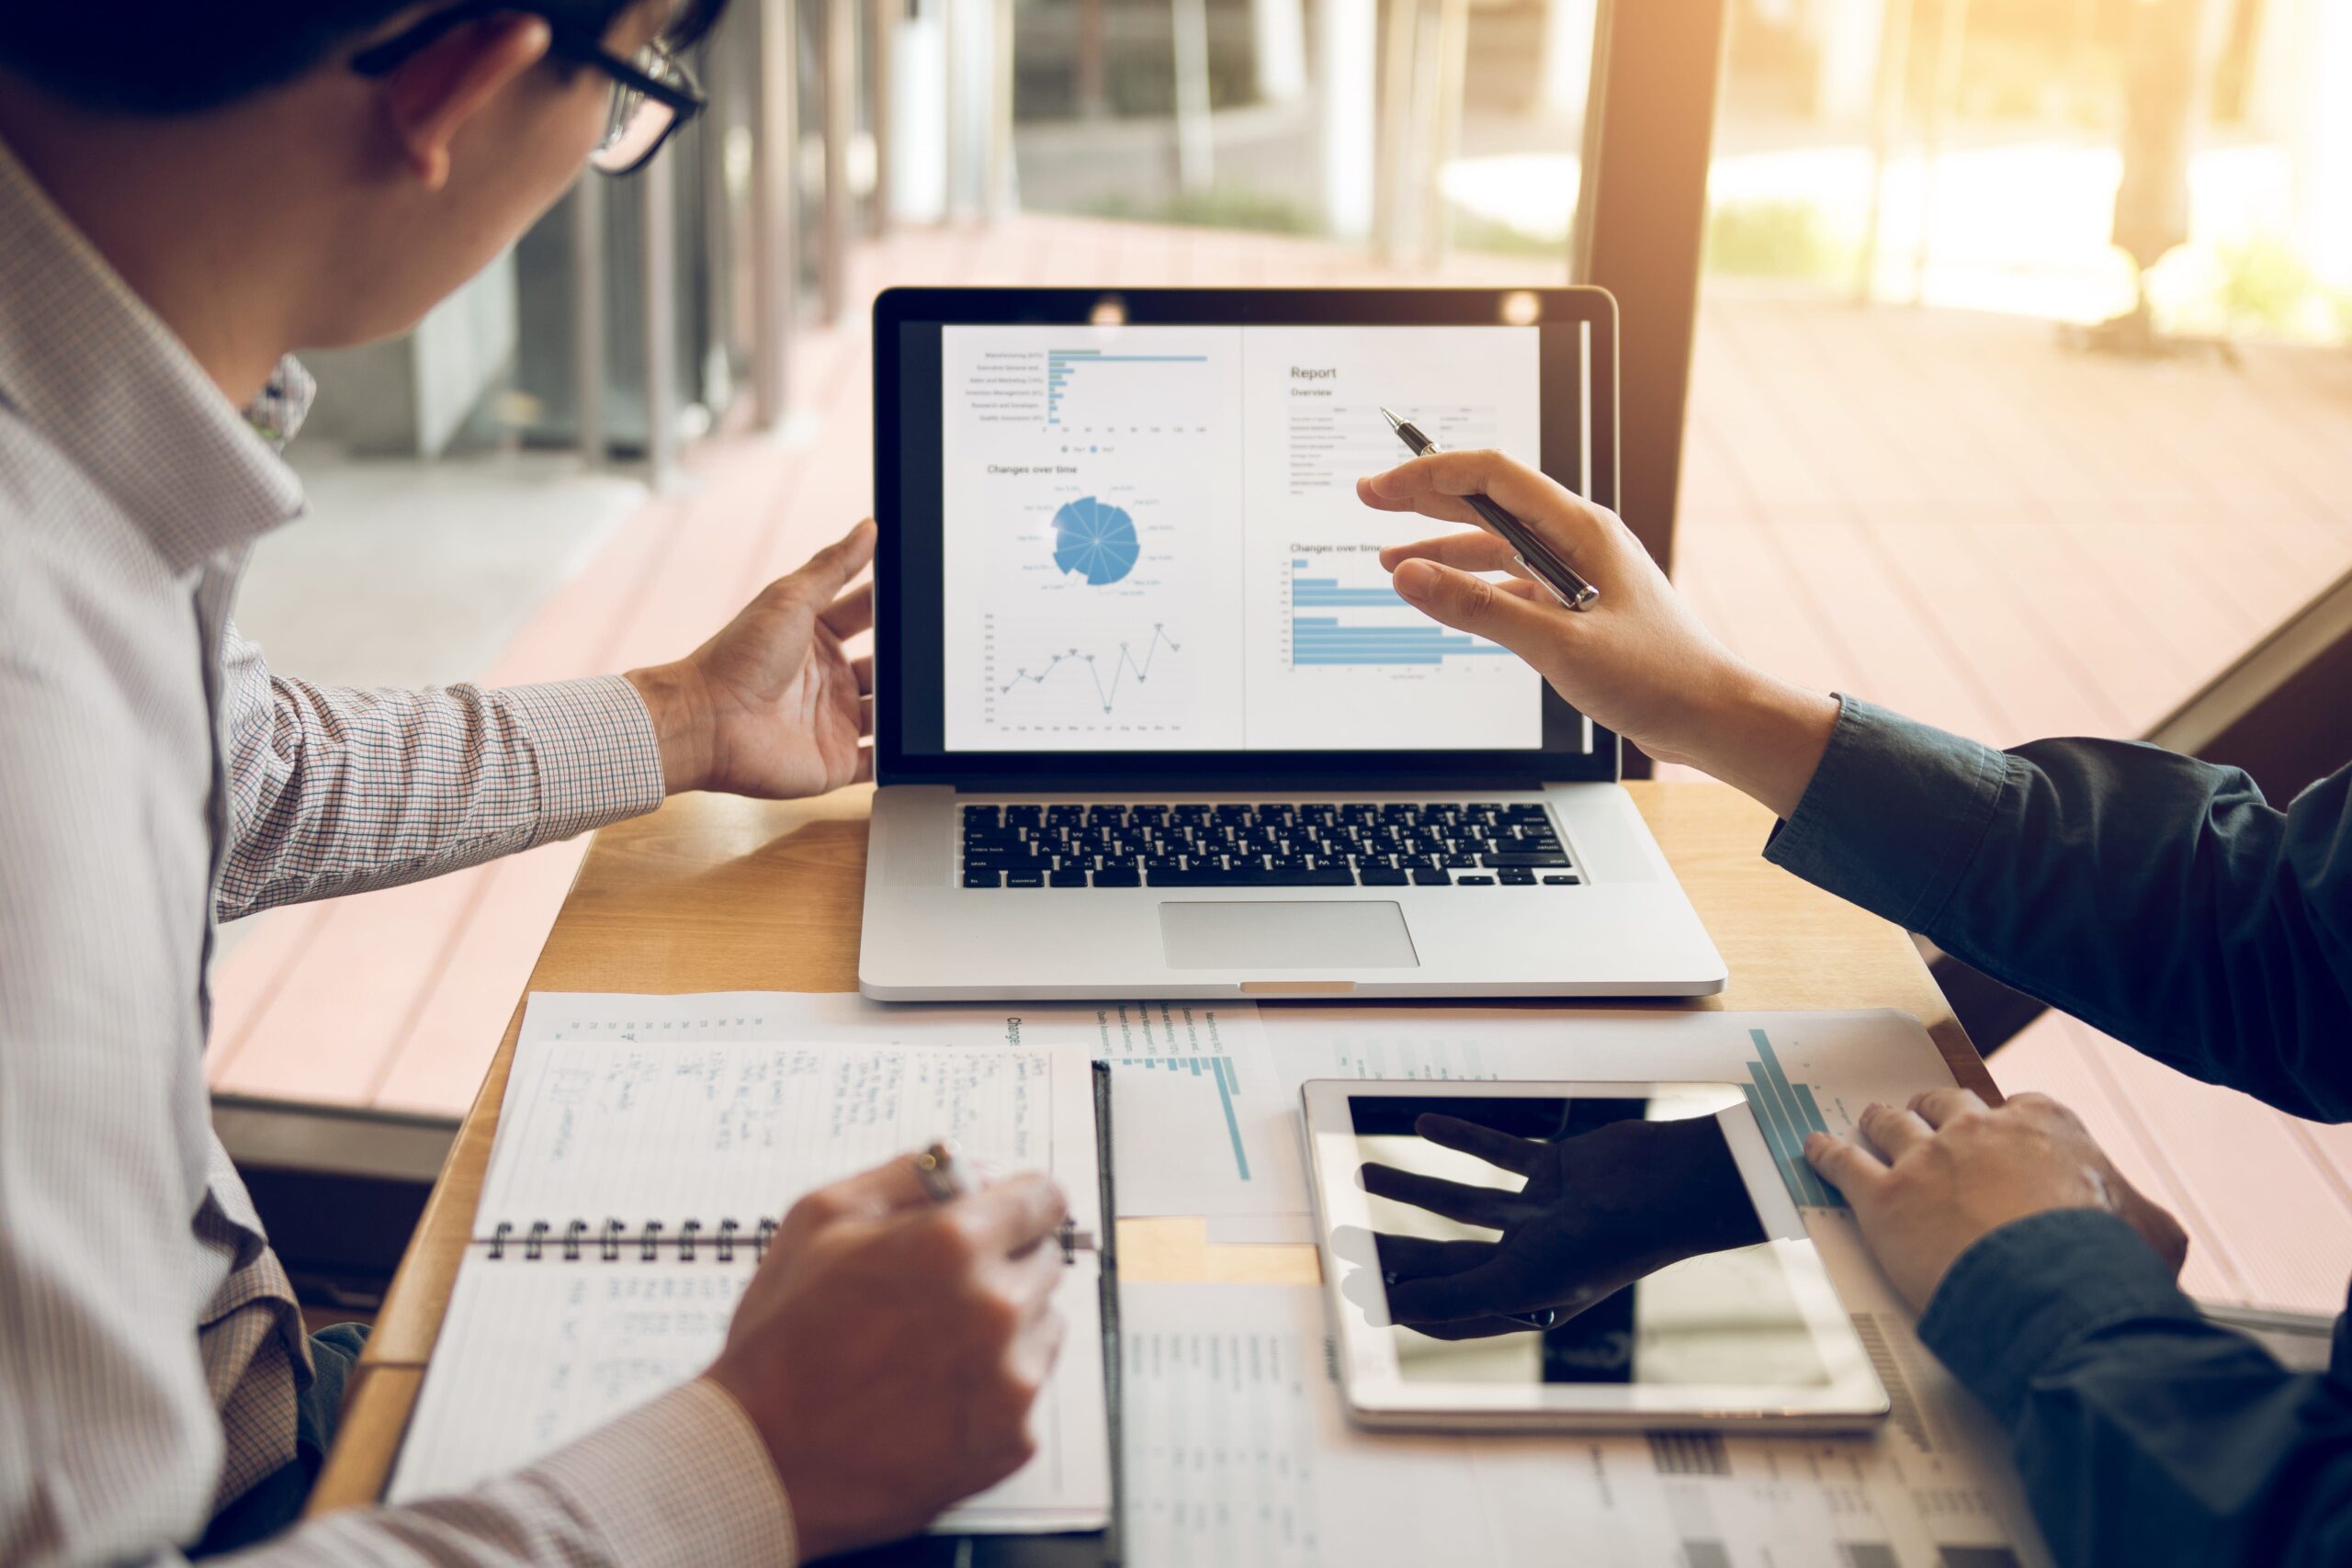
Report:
1284,557,1515,669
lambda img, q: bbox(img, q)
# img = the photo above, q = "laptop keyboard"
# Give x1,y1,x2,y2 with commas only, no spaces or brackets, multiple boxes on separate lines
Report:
958,802,1581,889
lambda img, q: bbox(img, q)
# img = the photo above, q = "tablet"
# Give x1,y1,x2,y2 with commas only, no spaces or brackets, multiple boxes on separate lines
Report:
1301,1079,1890,1431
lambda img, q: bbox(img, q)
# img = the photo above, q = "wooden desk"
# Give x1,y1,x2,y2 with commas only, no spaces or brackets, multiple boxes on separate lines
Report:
310,781,1990,1515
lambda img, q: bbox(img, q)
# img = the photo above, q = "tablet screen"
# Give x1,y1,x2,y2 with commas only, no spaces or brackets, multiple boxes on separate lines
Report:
1344,1092,1835,1391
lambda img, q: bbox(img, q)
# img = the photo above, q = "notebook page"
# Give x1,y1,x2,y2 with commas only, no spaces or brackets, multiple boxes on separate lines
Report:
478,1040,1101,1238
387,1249,1111,1534
388,1254,753,1504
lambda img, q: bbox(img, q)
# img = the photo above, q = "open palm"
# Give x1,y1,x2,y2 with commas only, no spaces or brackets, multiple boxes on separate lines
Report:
665,521,876,799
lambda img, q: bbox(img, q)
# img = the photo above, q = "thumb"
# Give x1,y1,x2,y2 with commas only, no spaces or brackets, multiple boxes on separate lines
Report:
1391,558,1562,661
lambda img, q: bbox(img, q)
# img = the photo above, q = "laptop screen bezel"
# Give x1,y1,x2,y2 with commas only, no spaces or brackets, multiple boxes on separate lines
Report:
874,287,1622,791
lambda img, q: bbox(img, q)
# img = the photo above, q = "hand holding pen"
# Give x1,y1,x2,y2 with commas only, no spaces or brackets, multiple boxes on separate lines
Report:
1357,441,1841,818
1379,408,1598,611
917,1140,1099,1262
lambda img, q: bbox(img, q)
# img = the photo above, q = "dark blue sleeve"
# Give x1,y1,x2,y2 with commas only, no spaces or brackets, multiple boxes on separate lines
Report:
1764,697,2352,1119
1919,1210,2352,1567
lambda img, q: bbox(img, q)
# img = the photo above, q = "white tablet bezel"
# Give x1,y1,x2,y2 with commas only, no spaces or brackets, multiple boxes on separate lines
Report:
1301,1077,1890,1432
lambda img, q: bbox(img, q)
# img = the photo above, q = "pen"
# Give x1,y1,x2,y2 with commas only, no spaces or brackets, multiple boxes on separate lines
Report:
1378,407,1600,612
914,1139,1098,1261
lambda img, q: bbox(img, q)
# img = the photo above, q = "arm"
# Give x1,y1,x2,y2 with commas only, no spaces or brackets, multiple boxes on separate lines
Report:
217,520,880,922
1804,1091,2352,1568
214,634,663,919
0,655,781,1568
1359,448,2352,1120
1917,1209,2352,1568
1764,700,2352,1121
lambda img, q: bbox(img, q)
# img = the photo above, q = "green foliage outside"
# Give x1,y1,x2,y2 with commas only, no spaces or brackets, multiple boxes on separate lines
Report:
1703,198,1846,279
1083,186,1318,235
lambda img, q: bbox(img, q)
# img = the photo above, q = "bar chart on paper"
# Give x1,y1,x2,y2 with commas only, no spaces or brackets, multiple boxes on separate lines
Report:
1742,1029,1848,1210
1110,1055,1251,1182
1283,558,1514,669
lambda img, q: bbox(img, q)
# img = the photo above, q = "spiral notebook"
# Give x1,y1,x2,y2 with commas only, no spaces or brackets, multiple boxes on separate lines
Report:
388,1025,1112,1537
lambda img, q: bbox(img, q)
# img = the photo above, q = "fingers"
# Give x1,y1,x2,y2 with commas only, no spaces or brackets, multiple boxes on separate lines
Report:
1008,1298,1068,1385
820,581,875,640
1856,1101,1937,1163
954,1171,1070,1257
852,652,874,694
1389,559,1565,660
1374,1232,1498,1280
1355,477,1483,525
787,1154,937,1230
1910,1088,1987,1128
1377,529,1527,578
1354,446,1571,526
1359,1162,1517,1229
792,519,877,605
1804,1131,1890,1200
1385,1253,1547,1325
1413,1112,1543,1176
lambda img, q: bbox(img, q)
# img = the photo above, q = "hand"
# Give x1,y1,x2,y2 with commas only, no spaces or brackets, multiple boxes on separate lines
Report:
1804,1089,2189,1314
625,520,876,798
1362,451,1839,818
701,1154,1070,1561
1363,1111,1764,1338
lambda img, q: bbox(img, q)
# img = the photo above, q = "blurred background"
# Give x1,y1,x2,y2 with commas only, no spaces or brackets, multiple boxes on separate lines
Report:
218,0,2352,1327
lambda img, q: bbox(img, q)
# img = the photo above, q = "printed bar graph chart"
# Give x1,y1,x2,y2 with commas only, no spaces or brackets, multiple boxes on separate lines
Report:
1740,1028,1846,1209
1287,558,1513,668
1110,1055,1250,1180
1046,348,1212,426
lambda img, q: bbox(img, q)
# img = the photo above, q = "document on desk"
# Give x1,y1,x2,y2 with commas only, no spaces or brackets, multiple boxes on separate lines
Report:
1119,1281,2049,1568
514,988,1266,1069
1114,1009,1959,1244
390,1032,1110,1532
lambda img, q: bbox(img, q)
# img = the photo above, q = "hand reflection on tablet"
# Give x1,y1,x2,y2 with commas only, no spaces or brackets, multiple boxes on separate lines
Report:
1362,1112,1767,1340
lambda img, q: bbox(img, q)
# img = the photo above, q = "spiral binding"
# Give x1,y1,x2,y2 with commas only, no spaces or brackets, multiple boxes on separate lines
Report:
481,1216,771,1261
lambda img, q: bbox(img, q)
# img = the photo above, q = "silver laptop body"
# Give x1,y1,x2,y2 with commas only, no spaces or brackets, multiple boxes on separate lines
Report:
859,287,1725,1001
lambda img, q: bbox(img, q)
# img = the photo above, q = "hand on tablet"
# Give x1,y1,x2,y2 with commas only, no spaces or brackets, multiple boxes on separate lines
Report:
1804,1089,2188,1314
1362,1111,1765,1339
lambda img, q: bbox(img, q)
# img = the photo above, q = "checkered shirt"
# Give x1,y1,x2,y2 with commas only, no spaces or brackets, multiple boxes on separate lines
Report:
0,136,794,1566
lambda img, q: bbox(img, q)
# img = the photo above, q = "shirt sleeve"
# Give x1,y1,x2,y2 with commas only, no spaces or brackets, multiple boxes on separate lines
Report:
1763,695,2352,1120
1917,1209,2352,1568
215,627,666,922
232,1381,798,1568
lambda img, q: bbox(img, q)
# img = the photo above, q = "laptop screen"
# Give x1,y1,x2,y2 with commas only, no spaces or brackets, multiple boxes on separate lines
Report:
938,323,1570,754
877,291,1615,787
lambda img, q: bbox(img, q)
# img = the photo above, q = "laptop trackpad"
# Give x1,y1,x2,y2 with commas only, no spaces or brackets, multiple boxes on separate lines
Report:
1158,901,1420,970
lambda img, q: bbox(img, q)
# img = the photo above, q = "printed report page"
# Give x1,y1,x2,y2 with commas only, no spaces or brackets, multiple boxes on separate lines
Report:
939,323,1544,752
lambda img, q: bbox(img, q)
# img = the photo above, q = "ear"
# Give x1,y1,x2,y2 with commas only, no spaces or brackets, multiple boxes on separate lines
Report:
377,16,555,191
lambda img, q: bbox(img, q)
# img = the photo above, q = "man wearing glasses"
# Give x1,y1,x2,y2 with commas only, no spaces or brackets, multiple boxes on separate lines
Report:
0,4,1069,1564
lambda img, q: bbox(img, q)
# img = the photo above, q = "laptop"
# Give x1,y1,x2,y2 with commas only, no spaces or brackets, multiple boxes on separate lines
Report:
859,287,1725,1000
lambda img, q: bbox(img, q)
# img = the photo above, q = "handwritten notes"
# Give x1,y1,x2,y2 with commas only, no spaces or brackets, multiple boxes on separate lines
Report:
389,1258,752,1504
479,1039,1091,1236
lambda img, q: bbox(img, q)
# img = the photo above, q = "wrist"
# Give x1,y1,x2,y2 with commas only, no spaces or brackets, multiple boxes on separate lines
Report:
1655,665,1838,820
624,660,718,795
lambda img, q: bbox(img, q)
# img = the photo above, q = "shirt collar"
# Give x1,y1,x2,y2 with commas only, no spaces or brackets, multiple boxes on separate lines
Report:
0,136,310,575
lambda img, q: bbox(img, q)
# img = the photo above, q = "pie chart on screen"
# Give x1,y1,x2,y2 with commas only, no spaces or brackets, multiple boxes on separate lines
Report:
1049,496,1141,586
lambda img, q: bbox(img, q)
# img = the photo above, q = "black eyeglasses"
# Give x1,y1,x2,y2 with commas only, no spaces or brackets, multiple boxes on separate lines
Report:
351,2,707,176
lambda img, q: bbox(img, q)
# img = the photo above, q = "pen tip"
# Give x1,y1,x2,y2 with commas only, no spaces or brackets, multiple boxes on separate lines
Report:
1379,406,1403,431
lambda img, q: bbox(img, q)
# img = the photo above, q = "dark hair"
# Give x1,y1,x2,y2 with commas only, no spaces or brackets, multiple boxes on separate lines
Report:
0,1,717,116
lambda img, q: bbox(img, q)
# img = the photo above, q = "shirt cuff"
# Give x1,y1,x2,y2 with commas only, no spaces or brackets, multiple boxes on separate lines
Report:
528,1380,797,1568
1917,1207,2205,1430
1762,694,2013,932
500,675,668,845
